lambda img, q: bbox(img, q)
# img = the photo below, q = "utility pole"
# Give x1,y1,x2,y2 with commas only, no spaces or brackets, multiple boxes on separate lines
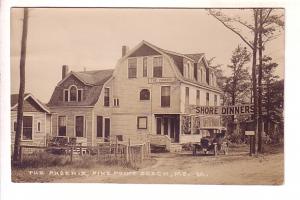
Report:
257,9,263,153
13,8,29,162
251,9,259,155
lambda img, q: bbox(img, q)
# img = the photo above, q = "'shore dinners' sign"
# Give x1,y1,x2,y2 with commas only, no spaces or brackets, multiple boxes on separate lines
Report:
188,104,254,115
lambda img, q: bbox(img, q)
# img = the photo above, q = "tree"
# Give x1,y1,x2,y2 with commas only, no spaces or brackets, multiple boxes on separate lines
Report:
223,45,251,136
257,9,284,152
13,8,29,162
208,9,259,154
208,8,284,154
261,56,283,139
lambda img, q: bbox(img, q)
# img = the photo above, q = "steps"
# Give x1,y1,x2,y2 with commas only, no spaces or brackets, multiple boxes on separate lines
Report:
169,143,182,152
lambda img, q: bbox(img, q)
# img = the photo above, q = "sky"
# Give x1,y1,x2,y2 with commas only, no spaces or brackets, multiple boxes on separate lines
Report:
10,8,285,103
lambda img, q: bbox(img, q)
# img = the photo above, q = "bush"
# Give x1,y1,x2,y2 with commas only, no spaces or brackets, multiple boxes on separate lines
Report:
228,133,243,144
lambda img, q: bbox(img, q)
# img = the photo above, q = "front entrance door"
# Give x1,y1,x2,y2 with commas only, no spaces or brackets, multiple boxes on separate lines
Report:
155,115,180,143
104,118,110,142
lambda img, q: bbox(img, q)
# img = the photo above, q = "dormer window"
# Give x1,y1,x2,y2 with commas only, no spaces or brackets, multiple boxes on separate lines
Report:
128,58,137,78
64,90,68,101
70,86,77,101
63,85,83,102
153,57,163,78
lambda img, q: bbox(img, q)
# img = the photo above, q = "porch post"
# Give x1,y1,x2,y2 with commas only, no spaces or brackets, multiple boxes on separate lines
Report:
179,114,182,143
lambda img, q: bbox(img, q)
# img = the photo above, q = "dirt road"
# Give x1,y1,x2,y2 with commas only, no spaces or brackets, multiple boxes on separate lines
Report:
53,148,284,185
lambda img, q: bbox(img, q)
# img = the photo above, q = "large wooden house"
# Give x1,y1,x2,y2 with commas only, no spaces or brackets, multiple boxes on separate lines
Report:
108,41,222,150
48,41,223,150
47,67,114,146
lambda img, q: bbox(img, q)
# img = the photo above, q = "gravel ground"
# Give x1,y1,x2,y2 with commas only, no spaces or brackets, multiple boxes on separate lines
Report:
52,144,284,185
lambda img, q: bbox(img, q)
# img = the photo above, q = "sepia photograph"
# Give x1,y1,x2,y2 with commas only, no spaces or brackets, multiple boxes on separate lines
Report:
10,7,285,185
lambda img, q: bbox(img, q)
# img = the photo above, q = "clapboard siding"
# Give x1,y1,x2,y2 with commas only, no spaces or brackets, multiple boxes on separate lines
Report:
11,111,47,149
112,55,180,114
50,107,93,145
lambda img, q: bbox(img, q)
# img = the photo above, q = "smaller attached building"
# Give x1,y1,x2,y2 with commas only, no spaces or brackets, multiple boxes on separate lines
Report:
11,93,51,150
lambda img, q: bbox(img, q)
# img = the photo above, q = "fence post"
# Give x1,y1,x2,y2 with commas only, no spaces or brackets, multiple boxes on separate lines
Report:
128,138,131,164
140,144,144,163
70,146,73,163
148,142,151,157
80,144,83,156
115,137,118,160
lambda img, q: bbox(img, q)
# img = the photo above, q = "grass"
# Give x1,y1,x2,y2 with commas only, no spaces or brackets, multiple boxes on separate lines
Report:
11,151,156,182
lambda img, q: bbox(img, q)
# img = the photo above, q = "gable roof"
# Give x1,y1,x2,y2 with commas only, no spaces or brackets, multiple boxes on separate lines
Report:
48,69,114,107
57,69,114,86
184,53,205,63
11,93,51,113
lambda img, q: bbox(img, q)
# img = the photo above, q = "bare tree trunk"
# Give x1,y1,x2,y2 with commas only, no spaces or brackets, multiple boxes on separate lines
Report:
251,9,259,154
13,8,29,162
257,9,263,153
266,82,271,136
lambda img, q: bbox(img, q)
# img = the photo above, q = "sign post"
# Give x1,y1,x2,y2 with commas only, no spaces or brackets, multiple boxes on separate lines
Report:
245,131,255,156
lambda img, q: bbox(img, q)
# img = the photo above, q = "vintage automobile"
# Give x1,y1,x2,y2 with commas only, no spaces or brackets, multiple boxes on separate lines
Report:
192,127,228,156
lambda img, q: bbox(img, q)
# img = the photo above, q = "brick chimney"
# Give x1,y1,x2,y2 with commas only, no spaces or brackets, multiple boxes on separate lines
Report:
62,65,69,79
122,45,129,57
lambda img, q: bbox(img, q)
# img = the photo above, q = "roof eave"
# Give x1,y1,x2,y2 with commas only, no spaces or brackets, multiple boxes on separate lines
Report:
11,93,51,114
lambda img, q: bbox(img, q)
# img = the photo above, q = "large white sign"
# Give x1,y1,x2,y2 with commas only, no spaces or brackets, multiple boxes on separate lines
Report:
188,104,254,115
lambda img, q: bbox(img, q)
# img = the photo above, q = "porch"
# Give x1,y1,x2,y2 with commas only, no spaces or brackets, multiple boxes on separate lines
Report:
153,114,221,144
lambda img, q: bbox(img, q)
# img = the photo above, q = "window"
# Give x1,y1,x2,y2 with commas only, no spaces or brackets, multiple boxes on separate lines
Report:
96,116,103,137
185,87,189,105
153,57,163,78
37,121,41,132
64,90,68,102
161,86,171,107
64,86,82,102
143,57,147,77
140,89,150,100
186,63,190,78
78,90,82,102
156,118,162,135
58,116,66,136
113,98,119,106
104,88,110,107
128,58,137,78
137,117,147,129
13,121,17,132
75,116,84,137
23,116,33,140
196,90,200,105
206,92,210,106
194,63,198,80
214,94,218,106
200,69,203,82
206,69,210,84
70,85,77,101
